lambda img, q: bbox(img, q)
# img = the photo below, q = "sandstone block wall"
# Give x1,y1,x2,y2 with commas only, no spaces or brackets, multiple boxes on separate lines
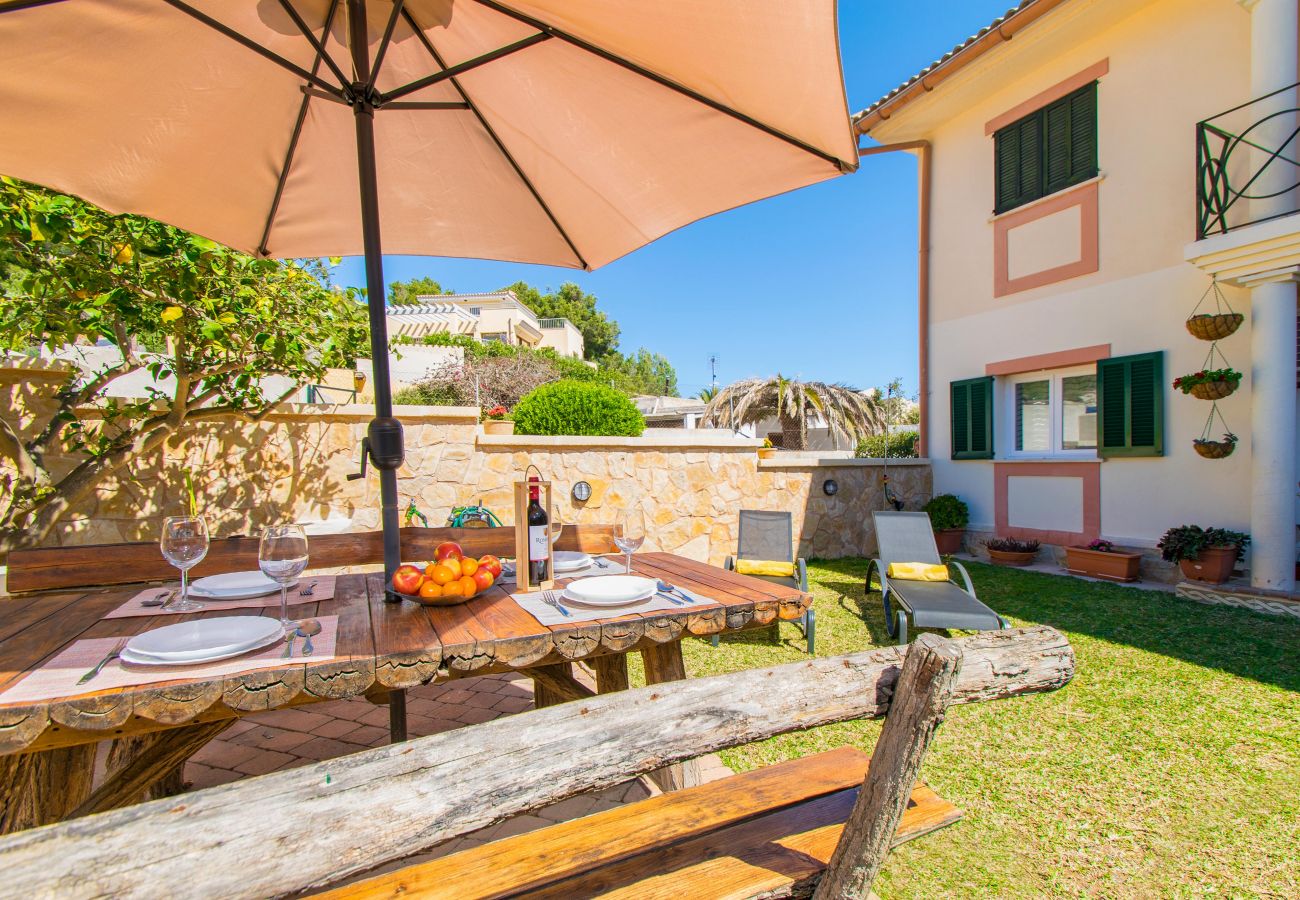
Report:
2,367,932,564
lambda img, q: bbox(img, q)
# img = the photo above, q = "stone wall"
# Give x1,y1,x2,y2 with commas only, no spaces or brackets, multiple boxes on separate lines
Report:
1,368,931,564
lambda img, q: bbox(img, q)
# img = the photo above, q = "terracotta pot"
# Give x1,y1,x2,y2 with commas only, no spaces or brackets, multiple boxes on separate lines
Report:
933,528,964,555
483,419,515,435
757,447,777,459
1065,546,1142,582
1178,545,1239,584
987,548,1036,567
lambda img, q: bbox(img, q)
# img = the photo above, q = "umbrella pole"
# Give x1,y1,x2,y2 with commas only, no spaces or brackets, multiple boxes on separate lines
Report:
348,0,402,598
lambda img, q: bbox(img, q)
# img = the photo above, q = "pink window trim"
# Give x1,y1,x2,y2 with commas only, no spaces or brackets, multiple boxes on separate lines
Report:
985,344,1111,376
993,181,1100,298
984,59,1110,135
994,461,1101,546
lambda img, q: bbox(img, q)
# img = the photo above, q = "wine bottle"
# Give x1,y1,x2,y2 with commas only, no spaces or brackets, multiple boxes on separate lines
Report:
527,476,549,583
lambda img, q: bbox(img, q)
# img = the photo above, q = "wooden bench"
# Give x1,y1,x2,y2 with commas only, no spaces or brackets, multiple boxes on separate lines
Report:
4,524,620,593
0,627,1074,899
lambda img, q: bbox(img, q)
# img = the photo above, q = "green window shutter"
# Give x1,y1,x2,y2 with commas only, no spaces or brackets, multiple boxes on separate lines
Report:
1098,351,1163,458
951,377,994,460
1045,82,1098,194
995,81,1098,212
994,118,1042,214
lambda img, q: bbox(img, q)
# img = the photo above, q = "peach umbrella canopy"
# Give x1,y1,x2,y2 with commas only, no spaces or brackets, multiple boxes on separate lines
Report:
0,0,858,271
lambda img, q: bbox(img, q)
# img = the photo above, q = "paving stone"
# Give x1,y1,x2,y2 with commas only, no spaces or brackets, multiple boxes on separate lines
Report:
463,690,503,710
293,736,368,762
232,749,297,776
347,725,390,747
310,719,363,741
255,708,336,734
184,763,243,790
491,695,533,714
455,706,501,725
191,739,260,769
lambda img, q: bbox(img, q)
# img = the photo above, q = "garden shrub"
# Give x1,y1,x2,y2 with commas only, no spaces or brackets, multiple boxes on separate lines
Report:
512,380,645,436
922,493,969,530
855,430,919,458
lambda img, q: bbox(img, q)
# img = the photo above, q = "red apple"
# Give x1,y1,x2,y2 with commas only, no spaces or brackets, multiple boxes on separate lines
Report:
434,541,463,562
477,554,503,578
392,564,424,596
472,567,495,593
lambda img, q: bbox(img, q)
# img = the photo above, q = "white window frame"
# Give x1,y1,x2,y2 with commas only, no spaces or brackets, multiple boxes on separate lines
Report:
1002,364,1099,459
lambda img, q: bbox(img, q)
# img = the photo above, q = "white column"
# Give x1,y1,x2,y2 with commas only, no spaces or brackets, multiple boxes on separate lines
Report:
1245,275,1297,590
1243,0,1299,217
1241,0,1299,591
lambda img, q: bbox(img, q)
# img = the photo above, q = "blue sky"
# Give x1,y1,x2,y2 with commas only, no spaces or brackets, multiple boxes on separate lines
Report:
333,2,1011,399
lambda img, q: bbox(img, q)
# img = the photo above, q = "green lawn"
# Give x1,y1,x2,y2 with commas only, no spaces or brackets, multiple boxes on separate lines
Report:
672,560,1300,898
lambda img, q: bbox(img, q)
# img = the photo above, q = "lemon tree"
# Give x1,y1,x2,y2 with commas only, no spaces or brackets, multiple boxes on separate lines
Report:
0,177,369,552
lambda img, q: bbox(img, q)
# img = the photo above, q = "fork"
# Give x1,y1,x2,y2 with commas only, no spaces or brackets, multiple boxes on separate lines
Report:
77,639,128,685
541,590,571,618
298,580,319,598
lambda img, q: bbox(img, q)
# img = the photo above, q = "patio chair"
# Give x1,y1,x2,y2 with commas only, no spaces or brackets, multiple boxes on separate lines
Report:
719,509,814,654
865,511,1009,645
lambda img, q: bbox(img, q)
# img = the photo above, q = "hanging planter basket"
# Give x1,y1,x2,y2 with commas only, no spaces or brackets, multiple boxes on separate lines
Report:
1188,379,1238,400
1186,313,1244,341
1185,281,1242,342
1193,439,1236,459
1193,402,1237,460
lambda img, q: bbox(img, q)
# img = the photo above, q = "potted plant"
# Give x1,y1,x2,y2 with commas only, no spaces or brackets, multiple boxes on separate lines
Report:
922,494,968,555
1173,367,1242,401
1065,539,1143,582
1193,431,1237,459
482,405,515,435
757,437,777,459
1158,525,1250,584
985,537,1040,566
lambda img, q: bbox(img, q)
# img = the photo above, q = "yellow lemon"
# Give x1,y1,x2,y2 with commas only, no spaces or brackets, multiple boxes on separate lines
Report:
160,306,183,324
111,243,134,264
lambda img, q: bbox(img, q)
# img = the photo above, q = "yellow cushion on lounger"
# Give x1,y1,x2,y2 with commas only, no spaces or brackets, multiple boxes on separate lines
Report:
736,559,796,577
887,562,950,582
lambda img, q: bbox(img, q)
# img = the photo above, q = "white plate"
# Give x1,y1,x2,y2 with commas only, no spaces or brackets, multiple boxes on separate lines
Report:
126,616,285,662
553,551,593,573
119,627,283,667
190,571,295,600
563,575,657,607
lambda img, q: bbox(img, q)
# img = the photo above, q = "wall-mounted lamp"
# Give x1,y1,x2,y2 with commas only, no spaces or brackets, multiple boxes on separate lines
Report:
572,480,592,502
823,478,839,497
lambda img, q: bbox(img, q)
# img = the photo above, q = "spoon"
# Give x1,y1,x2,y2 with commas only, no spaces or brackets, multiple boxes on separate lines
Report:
655,579,691,606
295,618,322,656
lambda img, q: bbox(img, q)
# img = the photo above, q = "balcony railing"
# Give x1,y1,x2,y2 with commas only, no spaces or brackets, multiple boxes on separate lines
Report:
1197,81,1300,239
537,317,567,329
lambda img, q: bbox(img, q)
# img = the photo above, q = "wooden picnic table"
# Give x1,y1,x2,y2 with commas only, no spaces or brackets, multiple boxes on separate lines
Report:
0,551,812,834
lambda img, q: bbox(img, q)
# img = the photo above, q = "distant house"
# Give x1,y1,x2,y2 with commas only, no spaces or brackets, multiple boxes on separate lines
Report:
854,0,1299,591
633,395,708,429
387,290,585,359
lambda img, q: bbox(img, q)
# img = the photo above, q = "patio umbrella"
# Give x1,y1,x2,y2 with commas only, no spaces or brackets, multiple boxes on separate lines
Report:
0,0,858,585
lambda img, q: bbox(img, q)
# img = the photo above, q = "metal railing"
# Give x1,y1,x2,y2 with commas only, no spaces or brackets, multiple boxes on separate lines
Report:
536,317,567,329
304,384,358,404
1197,81,1300,239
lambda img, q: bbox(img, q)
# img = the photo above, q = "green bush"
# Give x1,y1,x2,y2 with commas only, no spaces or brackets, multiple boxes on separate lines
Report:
394,383,461,406
855,430,920,458
512,380,645,436
922,493,969,531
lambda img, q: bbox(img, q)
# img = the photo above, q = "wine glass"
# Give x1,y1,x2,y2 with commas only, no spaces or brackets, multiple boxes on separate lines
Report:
160,516,209,612
259,524,309,628
614,507,646,573
549,503,565,548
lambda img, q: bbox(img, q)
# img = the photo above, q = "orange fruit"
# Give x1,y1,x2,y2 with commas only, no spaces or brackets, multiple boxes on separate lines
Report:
458,575,478,597
461,557,479,576
424,564,440,579
443,557,462,579
429,564,456,586
440,580,461,598
418,581,442,599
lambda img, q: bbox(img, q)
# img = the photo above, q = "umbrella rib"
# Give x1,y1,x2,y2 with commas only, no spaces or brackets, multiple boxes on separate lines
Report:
258,0,343,257
161,0,346,99
381,31,551,103
470,0,853,173
0,0,73,13
276,0,351,90
367,0,406,92
400,6,589,270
